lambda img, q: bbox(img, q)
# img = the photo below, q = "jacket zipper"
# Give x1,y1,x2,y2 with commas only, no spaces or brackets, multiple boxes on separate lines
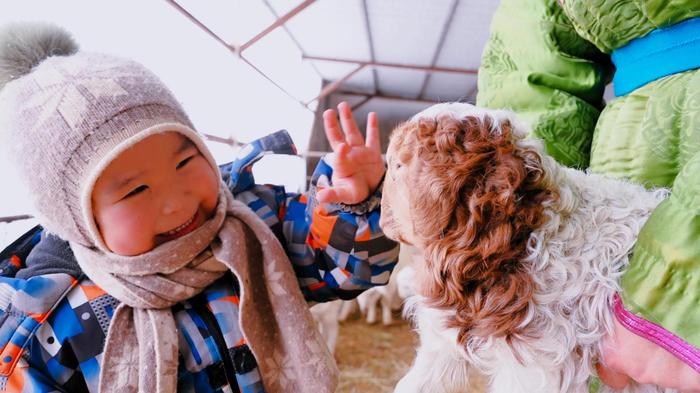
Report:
191,298,241,392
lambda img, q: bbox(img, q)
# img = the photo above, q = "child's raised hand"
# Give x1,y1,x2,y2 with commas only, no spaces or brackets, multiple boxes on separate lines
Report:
317,102,385,205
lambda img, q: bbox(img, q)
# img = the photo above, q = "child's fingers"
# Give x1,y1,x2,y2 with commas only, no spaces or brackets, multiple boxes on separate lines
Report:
365,112,381,152
332,143,354,174
323,109,345,150
338,101,364,146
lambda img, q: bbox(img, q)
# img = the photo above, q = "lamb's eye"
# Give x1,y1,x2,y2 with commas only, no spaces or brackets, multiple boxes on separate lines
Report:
390,165,401,181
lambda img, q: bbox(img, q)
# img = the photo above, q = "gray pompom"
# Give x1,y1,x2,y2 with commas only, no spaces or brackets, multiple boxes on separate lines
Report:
0,22,78,91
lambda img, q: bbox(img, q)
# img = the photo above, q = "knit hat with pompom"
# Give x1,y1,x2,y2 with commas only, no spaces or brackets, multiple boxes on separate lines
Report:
0,23,217,249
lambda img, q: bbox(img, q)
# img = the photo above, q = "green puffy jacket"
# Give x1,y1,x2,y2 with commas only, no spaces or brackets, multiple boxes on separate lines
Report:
478,0,700,359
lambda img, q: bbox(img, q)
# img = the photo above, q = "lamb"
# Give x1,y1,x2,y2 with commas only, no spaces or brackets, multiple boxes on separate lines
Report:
381,103,672,393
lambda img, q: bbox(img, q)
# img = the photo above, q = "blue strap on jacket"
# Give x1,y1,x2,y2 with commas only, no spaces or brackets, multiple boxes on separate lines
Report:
612,16,700,96
222,129,297,194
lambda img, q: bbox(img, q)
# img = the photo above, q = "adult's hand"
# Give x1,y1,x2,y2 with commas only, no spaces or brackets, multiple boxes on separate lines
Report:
597,316,700,392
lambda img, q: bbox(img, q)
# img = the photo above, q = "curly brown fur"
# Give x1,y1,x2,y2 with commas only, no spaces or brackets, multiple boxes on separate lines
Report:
392,114,557,346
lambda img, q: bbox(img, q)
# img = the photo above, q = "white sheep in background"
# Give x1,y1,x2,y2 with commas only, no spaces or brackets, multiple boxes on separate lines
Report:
310,299,343,355
311,245,421,354
347,244,419,326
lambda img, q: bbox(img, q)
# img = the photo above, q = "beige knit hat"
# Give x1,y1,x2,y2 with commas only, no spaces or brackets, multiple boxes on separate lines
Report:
0,23,218,249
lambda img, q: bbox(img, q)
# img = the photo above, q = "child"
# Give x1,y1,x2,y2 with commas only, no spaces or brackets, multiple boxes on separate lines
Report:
0,23,398,393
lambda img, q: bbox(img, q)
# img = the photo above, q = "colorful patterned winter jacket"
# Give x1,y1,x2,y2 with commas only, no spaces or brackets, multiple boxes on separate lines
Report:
478,0,700,374
0,131,399,392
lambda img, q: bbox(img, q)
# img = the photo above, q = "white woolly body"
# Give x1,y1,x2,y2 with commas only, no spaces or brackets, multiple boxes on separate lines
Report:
395,103,674,393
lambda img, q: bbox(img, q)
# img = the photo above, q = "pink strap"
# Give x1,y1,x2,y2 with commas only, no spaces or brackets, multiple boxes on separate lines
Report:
613,294,700,372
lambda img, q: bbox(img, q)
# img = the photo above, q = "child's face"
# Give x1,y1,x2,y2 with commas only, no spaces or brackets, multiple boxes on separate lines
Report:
91,132,219,256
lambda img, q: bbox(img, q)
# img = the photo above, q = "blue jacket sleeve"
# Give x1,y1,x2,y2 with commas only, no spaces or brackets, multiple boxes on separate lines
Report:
221,130,399,303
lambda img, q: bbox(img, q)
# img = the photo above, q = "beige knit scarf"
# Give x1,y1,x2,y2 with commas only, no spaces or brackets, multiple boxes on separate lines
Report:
70,185,338,393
